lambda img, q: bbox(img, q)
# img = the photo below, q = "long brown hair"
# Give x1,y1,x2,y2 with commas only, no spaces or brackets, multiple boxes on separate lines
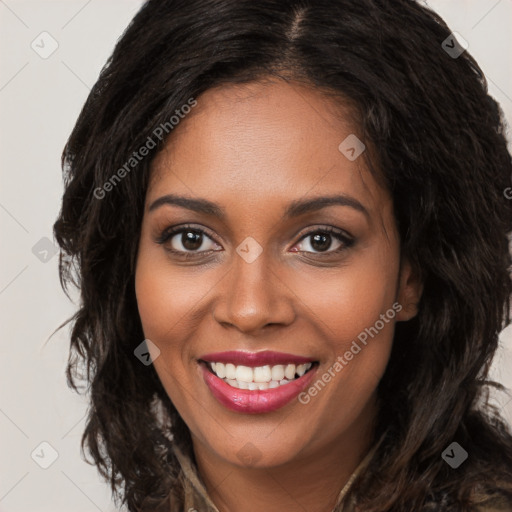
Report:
53,0,512,510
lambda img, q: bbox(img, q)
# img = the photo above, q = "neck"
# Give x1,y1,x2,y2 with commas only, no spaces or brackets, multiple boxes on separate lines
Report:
192,397,377,512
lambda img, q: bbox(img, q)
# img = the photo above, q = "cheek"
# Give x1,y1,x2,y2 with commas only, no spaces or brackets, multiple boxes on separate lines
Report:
135,250,209,343
295,269,397,439
289,245,398,416
291,249,399,348
134,249,203,417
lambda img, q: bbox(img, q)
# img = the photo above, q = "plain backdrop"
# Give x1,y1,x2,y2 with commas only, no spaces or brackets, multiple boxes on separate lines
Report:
1,1,511,511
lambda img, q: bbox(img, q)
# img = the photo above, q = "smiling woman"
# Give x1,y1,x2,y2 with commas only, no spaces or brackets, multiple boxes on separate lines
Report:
53,1,512,511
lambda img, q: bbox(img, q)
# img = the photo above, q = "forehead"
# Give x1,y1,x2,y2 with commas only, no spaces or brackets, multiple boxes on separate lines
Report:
147,79,388,218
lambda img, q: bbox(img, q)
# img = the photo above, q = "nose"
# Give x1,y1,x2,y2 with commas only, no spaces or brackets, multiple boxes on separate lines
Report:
212,249,296,335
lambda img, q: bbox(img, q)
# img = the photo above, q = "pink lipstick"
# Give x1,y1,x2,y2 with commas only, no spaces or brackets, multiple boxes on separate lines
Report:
199,350,318,413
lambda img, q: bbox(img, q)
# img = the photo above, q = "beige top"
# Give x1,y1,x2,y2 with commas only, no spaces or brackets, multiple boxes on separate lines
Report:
167,442,511,512
169,440,380,512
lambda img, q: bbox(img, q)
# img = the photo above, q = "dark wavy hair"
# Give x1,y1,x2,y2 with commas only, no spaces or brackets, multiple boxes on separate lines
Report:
53,0,512,510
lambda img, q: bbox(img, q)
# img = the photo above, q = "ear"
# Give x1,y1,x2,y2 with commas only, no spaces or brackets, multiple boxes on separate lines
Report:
395,258,423,322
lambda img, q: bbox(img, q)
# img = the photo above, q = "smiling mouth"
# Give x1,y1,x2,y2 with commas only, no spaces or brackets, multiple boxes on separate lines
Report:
200,361,317,390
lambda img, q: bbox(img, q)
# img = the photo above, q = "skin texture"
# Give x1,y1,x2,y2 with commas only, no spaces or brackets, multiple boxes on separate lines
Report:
135,79,422,512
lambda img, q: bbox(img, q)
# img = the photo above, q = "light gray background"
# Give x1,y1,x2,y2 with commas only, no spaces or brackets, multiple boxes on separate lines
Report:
1,1,511,511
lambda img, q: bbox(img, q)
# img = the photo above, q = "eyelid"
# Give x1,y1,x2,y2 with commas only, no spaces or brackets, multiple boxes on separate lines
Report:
155,223,219,245
292,225,354,253
294,225,353,243
157,224,228,262
155,223,355,256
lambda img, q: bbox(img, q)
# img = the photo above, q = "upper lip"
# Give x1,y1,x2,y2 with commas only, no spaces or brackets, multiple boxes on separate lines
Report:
199,350,316,367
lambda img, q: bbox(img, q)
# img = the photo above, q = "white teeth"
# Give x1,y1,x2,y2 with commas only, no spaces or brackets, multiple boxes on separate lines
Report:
253,365,272,382
207,361,315,389
215,362,226,378
238,380,249,390
235,365,254,383
271,365,285,381
225,363,236,380
297,364,308,377
284,364,296,379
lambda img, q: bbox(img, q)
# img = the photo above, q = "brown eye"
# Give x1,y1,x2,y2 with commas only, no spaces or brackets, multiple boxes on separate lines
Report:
180,230,204,251
156,225,221,256
309,233,333,252
293,227,354,255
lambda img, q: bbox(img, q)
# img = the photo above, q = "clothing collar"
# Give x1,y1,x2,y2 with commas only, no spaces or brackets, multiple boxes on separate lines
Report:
171,436,383,512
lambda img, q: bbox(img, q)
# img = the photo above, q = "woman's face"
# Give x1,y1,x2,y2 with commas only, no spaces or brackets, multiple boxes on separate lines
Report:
135,79,420,469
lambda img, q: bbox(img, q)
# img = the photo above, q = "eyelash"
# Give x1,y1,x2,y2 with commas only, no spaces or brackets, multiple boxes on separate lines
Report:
155,224,355,259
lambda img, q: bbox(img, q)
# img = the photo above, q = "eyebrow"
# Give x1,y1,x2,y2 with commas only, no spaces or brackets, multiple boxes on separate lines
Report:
148,193,369,219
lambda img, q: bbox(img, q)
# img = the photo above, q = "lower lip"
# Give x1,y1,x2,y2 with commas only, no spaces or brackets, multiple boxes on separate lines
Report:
200,363,318,414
